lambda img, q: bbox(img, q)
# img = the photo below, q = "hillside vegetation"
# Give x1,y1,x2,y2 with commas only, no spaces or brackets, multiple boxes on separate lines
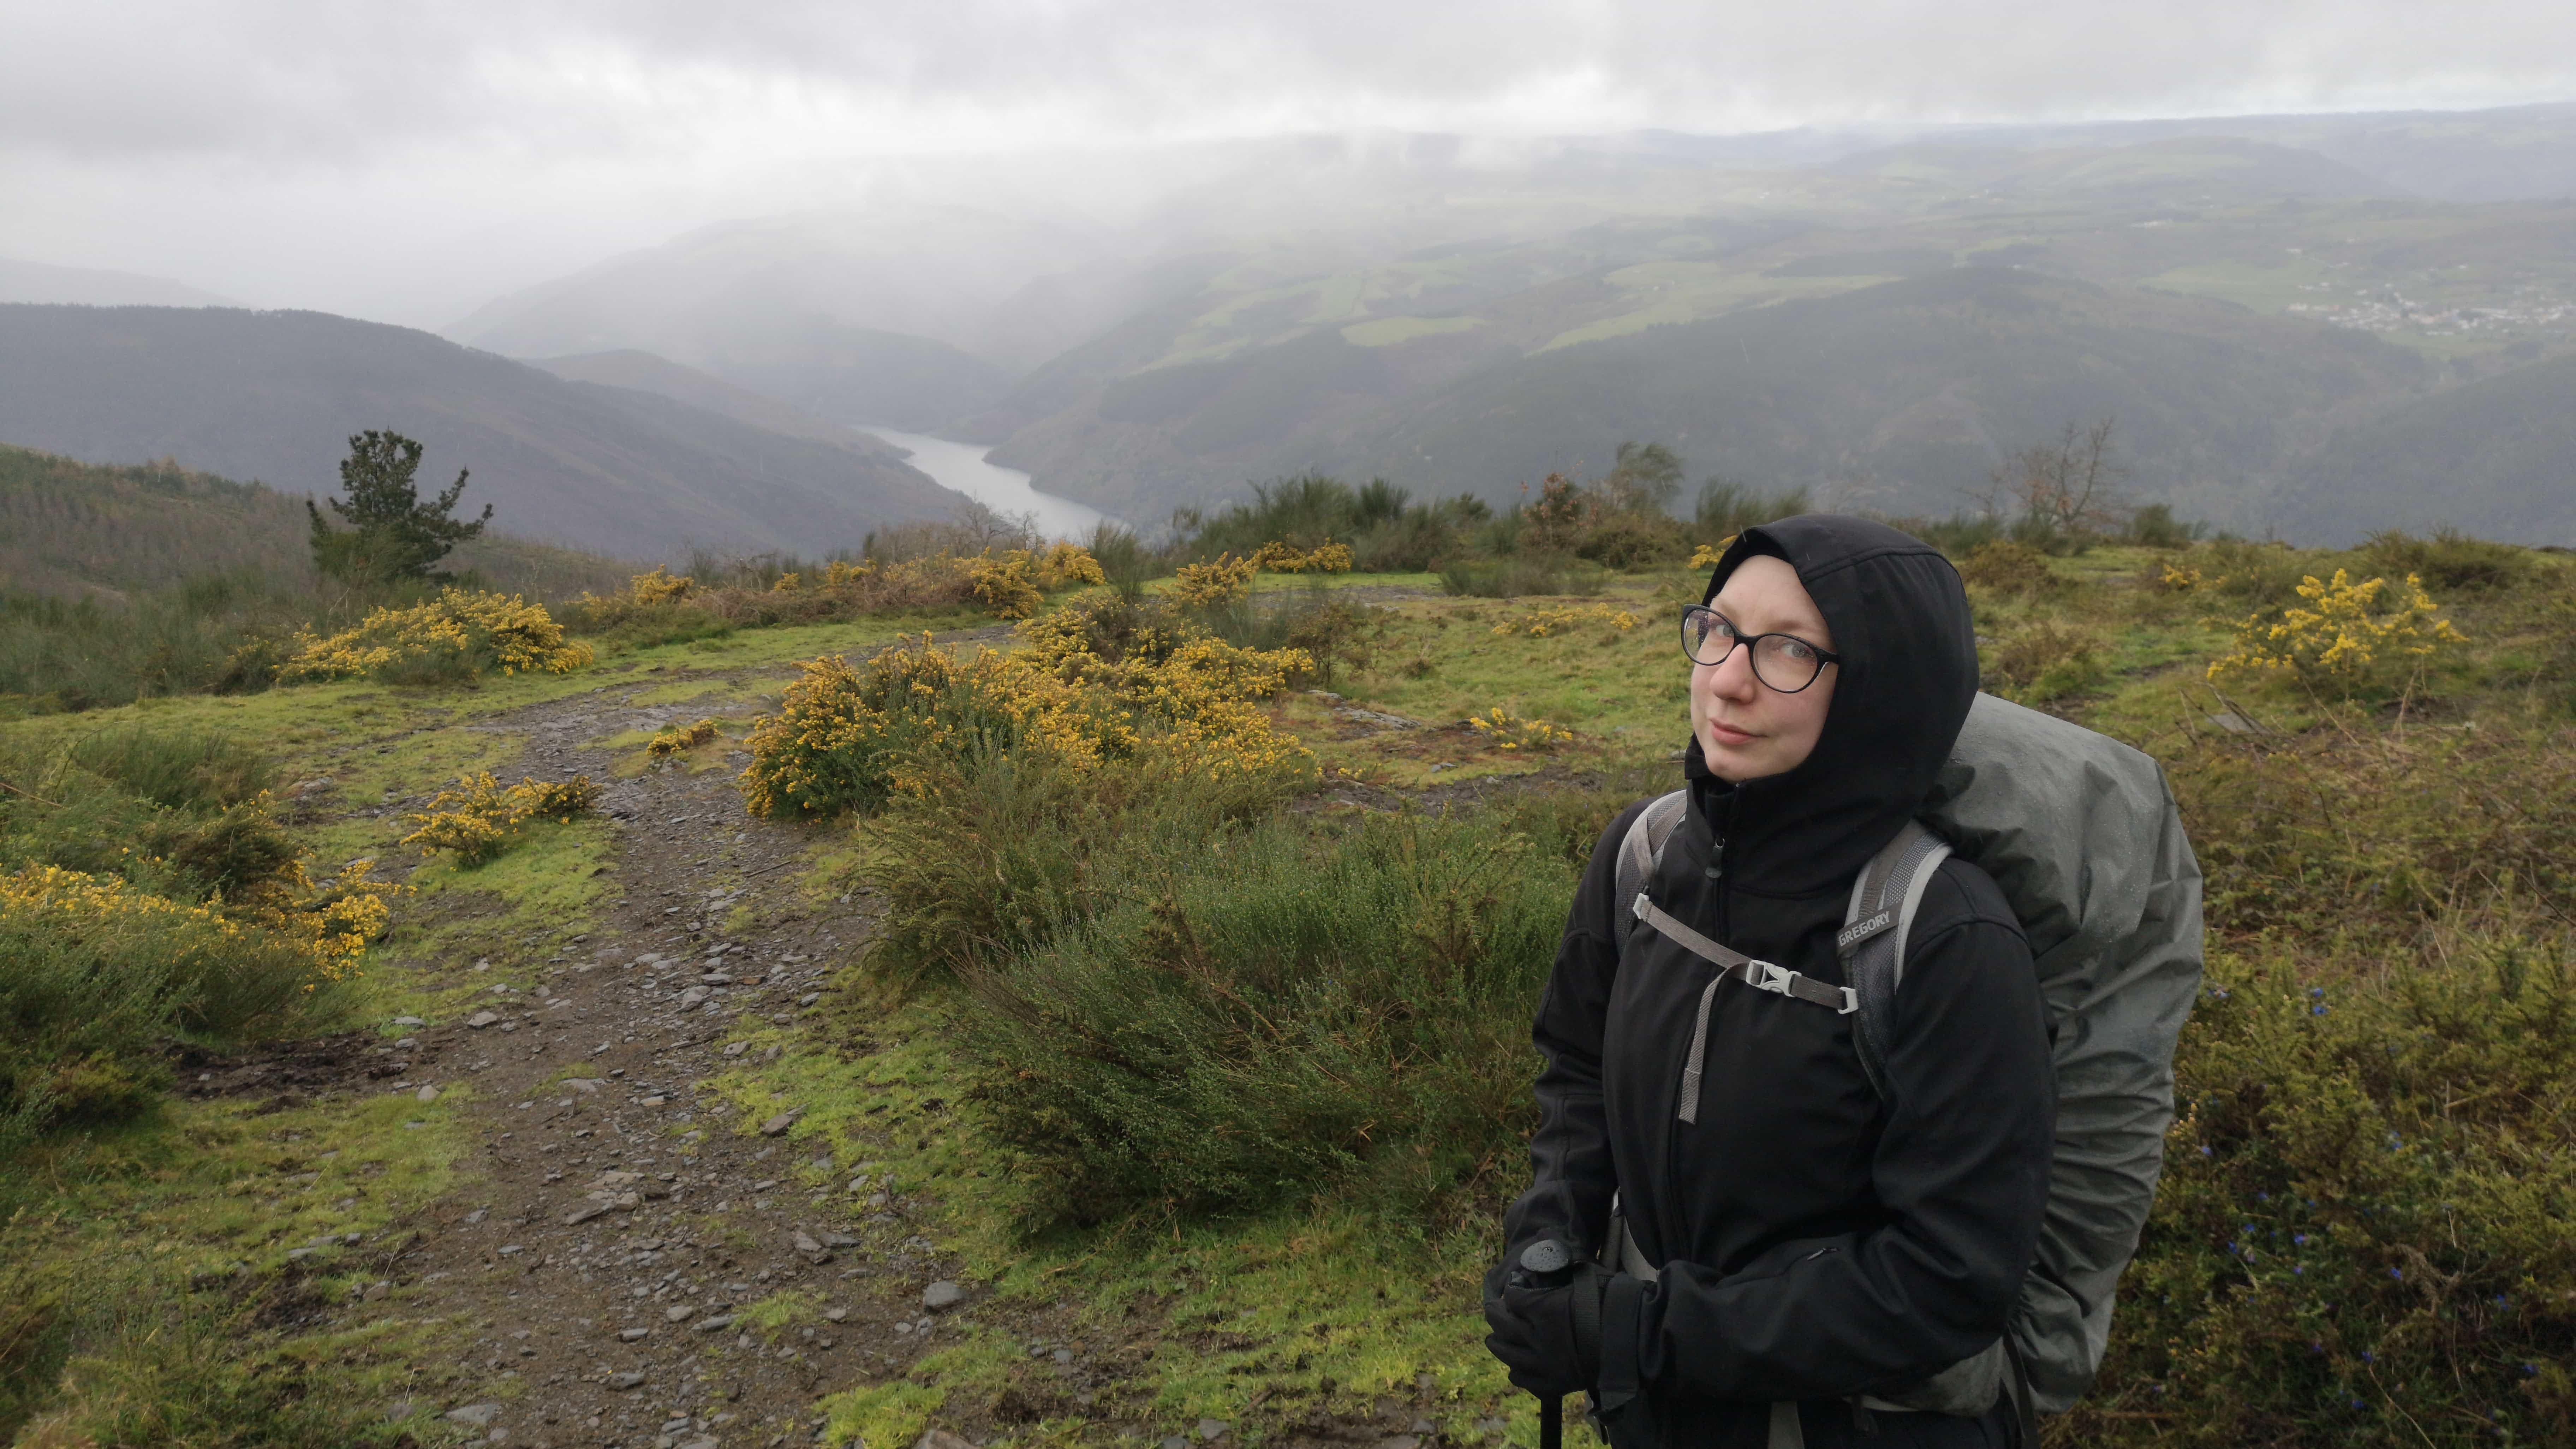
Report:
0,305,968,560
1,481,2570,1446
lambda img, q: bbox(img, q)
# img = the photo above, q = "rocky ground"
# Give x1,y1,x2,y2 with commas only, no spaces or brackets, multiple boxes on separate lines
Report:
195,677,1024,1449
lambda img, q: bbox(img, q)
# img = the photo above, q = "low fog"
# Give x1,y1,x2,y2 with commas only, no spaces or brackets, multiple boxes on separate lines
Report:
6,0,2576,324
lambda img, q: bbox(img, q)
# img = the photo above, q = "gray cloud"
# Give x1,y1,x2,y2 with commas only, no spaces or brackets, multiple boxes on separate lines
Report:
4,0,2574,322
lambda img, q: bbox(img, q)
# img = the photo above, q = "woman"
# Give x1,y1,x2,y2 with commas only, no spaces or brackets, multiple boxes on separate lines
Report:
1483,516,2055,1448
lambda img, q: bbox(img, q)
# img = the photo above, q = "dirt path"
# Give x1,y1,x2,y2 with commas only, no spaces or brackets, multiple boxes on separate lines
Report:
331,675,1004,1449
202,654,1478,1449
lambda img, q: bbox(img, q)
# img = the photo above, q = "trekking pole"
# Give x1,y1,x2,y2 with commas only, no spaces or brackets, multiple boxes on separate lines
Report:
1538,1394,1562,1449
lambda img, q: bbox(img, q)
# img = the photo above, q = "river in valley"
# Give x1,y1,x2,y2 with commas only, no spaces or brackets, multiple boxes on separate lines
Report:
857,426,1116,540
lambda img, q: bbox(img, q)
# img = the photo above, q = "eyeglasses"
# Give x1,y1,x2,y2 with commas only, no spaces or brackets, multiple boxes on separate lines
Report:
1680,606,1840,693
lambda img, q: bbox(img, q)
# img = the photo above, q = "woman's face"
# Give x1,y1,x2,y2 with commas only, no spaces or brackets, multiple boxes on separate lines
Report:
1690,554,1839,782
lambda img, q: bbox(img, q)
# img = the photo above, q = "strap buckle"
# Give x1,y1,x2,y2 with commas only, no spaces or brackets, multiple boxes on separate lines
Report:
1743,960,1861,1014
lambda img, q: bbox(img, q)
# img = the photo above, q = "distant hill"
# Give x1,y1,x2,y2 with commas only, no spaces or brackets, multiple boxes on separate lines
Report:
0,444,634,603
0,256,237,308
0,306,969,561
526,348,900,452
2289,353,2576,543
978,268,2437,531
447,208,1060,429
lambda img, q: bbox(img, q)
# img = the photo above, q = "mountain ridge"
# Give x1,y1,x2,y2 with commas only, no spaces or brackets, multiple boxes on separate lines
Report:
0,305,968,562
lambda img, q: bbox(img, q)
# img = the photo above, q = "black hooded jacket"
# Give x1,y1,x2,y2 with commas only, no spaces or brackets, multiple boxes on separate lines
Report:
1501,517,2056,1447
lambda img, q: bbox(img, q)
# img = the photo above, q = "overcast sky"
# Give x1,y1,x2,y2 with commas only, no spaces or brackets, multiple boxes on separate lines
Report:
6,0,2575,326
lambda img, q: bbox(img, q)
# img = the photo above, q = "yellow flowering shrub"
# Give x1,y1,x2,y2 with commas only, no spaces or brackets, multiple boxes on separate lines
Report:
1467,706,1575,752
1689,538,1737,569
1036,543,1107,589
1491,603,1640,637
1248,541,1355,574
647,719,721,761
282,588,592,684
401,771,603,865
1172,554,1259,607
967,551,1045,620
2209,570,2467,690
2155,560,2210,594
741,620,1316,819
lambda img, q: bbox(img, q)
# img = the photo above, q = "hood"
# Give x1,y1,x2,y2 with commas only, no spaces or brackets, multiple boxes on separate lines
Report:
1686,515,1978,896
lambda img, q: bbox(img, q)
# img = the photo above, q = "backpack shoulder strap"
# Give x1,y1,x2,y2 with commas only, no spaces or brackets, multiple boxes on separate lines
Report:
1611,791,1690,940
1838,819,1952,1102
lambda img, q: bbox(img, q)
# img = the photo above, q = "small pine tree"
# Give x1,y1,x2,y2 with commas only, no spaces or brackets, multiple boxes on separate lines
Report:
307,430,492,583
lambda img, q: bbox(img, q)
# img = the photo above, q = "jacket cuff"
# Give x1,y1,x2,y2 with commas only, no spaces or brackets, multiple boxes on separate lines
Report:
1592,1270,1647,1415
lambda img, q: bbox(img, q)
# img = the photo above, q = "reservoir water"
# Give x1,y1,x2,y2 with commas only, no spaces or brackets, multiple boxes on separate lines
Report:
856,427,1115,541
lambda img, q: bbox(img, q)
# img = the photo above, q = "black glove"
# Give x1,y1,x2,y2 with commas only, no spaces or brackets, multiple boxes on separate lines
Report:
1481,1239,1607,1399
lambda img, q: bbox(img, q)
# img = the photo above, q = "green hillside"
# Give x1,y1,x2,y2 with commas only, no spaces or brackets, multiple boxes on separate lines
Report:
0,305,968,561
2290,352,2576,542
0,444,631,603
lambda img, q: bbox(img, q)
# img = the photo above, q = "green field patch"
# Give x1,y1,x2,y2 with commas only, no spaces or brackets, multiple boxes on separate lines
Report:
1340,315,1483,347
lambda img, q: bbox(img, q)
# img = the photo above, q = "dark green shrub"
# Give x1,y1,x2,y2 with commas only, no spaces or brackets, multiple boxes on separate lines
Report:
1352,507,1457,572
65,724,273,811
2125,502,2205,549
2079,928,2576,1445
2167,725,2576,936
2358,528,2534,596
1957,540,2064,597
5,1283,398,1448
1693,481,1811,541
955,809,1563,1228
1439,556,1602,598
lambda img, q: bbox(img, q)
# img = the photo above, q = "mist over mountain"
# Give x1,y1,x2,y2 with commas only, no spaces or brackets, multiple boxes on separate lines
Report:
413,105,2576,544
0,306,967,562
0,256,238,309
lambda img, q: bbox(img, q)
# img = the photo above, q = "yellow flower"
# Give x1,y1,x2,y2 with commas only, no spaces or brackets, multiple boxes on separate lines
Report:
282,588,590,683
2209,570,2467,690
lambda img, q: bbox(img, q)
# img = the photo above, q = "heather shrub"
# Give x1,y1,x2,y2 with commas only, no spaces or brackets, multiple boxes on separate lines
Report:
1985,619,2108,704
2074,924,2576,1445
2165,723,2576,937
1439,556,1602,598
2357,527,2532,596
1957,539,2064,597
954,808,1564,1228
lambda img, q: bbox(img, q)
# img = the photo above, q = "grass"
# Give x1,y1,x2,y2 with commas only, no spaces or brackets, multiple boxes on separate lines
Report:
10,511,2574,1447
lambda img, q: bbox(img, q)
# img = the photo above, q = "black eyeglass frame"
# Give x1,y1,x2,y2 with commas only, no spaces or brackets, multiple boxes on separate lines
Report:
1678,605,1843,693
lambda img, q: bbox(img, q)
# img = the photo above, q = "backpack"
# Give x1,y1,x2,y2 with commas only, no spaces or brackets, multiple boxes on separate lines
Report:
1609,691,2205,1420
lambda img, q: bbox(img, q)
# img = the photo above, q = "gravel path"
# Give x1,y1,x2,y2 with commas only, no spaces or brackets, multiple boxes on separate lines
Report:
350,675,997,1449
228,657,1474,1449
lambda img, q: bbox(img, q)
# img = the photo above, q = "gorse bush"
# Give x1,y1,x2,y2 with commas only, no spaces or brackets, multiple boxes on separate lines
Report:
2209,570,2467,693
400,772,602,866
0,726,384,1152
646,718,721,762
282,587,592,684
1170,555,1258,608
738,610,1315,822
